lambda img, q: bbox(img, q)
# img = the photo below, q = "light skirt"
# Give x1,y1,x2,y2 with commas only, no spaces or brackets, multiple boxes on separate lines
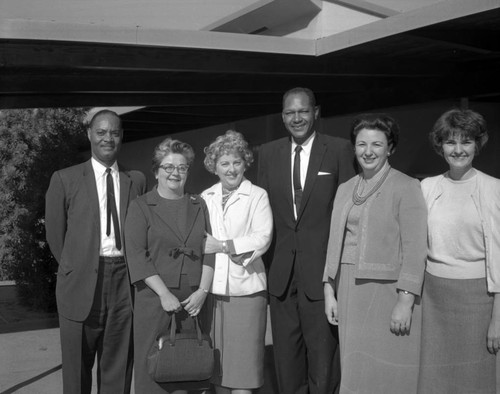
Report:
418,272,498,394
337,263,422,394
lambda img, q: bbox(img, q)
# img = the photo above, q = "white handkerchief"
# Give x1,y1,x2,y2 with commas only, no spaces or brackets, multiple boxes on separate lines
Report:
318,171,331,176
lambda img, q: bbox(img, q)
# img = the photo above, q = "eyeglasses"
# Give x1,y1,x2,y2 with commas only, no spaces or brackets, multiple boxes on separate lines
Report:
159,164,189,174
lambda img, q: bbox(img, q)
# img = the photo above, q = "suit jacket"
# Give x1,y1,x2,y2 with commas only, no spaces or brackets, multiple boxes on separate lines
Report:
258,133,355,300
124,188,215,289
45,160,146,321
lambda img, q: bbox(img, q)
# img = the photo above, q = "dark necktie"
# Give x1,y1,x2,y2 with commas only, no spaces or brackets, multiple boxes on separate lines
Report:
293,145,303,211
106,168,121,250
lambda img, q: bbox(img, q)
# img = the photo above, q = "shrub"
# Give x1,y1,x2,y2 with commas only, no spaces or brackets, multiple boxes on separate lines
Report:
0,108,87,311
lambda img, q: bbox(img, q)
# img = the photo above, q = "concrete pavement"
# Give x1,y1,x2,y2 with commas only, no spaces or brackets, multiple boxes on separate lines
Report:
0,282,63,393
0,328,62,394
0,282,278,393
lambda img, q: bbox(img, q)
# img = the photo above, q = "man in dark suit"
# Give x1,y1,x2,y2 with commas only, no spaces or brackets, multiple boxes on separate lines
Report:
45,109,146,393
258,87,355,394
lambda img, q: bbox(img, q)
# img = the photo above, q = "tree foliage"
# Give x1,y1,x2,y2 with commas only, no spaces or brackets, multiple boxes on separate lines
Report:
0,108,88,311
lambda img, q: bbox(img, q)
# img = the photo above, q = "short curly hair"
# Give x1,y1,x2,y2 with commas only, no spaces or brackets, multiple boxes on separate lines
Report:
429,108,488,156
350,113,399,154
151,138,195,174
203,130,254,174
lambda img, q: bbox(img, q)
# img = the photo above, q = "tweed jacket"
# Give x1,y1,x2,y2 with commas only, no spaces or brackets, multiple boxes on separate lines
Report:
324,168,427,296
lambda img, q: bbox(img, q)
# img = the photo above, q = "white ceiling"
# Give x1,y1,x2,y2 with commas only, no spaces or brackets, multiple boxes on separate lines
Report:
0,0,444,41
0,0,260,30
2,0,494,57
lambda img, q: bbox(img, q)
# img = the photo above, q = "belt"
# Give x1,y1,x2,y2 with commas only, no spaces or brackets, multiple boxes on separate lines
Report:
99,256,125,264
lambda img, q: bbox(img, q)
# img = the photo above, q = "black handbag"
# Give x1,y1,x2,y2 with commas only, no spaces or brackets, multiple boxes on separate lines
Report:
147,314,214,383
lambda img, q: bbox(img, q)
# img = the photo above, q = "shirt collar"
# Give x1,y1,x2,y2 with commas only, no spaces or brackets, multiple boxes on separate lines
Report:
91,157,119,176
291,131,316,155
207,178,251,197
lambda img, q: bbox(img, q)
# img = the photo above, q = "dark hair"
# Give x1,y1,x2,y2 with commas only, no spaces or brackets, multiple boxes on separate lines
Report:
88,109,122,130
203,130,253,173
350,113,399,153
429,108,488,155
282,87,317,109
152,138,195,174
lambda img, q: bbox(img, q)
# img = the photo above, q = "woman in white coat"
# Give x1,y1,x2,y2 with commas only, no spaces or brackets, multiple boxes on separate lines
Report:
202,130,273,394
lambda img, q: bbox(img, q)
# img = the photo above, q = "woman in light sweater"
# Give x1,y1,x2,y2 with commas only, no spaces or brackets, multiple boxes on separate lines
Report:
418,108,500,393
201,130,273,394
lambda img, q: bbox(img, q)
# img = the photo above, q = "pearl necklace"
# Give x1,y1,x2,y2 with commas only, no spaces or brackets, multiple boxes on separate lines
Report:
352,165,391,205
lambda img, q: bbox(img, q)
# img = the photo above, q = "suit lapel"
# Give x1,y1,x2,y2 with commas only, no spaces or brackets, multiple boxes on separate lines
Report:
83,160,100,231
118,167,132,229
183,196,201,244
297,134,326,220
278,139,294,218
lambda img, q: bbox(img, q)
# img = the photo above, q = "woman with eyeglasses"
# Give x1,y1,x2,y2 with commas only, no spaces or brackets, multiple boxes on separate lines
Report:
125,138,214,394
201,130,273,394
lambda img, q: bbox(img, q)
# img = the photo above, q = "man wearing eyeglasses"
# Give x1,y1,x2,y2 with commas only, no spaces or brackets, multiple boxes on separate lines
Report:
45,109,146,394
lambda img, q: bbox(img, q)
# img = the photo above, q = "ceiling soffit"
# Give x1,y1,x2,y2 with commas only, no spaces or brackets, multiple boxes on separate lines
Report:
0,0,499,143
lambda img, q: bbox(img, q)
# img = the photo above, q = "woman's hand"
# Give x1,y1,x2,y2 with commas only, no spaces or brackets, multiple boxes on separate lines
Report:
230,252,253,265
159,292,182,313
487,317,500,354
180,289,208,317
144,275,181,313
390,291,415,335
324,281,339,326
204,233,222,254
487,294,500,354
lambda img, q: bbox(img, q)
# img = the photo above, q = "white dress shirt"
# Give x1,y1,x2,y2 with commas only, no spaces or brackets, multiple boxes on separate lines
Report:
290,132,316,218
91,158,122,257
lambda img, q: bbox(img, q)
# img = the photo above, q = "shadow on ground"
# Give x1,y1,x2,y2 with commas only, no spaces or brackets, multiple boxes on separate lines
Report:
0,284,58,334
0,282,278,393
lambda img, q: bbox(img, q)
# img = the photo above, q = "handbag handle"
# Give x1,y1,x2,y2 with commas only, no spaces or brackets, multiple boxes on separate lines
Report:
170,316,203,345
158,315,203,350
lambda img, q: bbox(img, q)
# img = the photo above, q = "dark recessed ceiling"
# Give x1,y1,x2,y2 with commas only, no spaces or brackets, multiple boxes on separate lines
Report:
1,8,499,143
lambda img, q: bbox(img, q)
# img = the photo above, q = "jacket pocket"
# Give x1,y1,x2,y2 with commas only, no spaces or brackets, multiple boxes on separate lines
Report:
57,261,73,276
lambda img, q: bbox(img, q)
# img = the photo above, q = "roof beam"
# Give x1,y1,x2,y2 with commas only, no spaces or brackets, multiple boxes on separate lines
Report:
0,19,314,55
0,39,445,76
405,29,500,54
0,92,284,110
1,71,427,94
